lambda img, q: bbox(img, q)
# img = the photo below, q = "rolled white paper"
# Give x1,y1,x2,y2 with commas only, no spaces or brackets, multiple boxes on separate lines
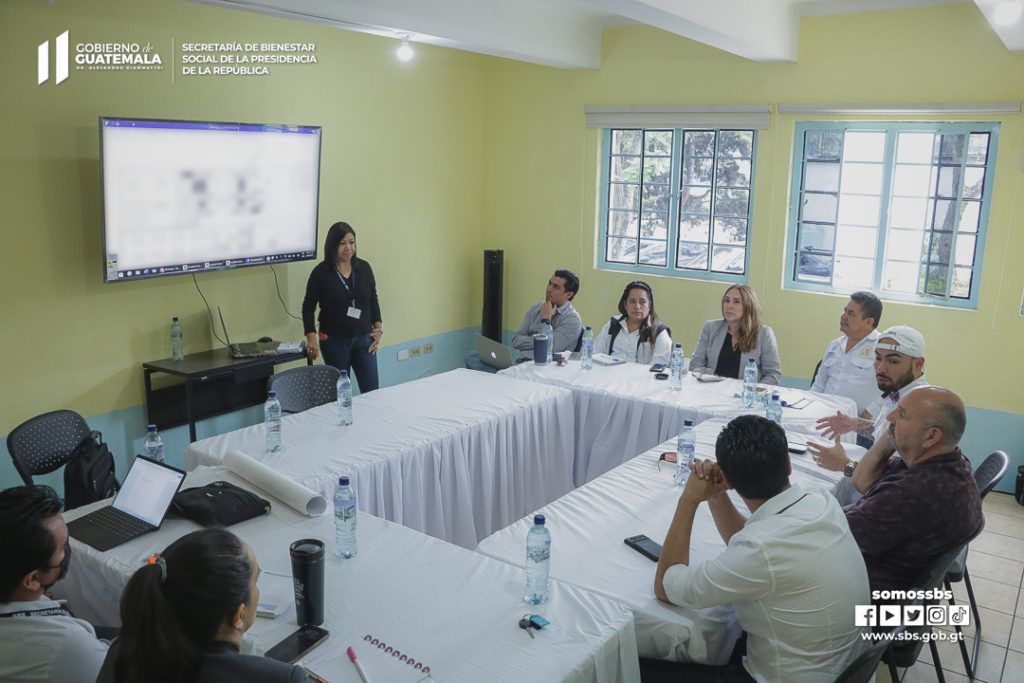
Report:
223,450,327,516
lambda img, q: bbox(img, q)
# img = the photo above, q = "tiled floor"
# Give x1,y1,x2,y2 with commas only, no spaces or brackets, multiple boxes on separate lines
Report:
875,491,1024,683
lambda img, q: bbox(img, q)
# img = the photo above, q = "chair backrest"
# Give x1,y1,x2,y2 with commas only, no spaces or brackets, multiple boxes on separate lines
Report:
267,365,341,414
975,450,1010,498
6,410,91,485
835,623,907,683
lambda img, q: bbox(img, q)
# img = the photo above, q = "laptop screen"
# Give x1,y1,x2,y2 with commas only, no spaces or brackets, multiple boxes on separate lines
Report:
112,457,186,527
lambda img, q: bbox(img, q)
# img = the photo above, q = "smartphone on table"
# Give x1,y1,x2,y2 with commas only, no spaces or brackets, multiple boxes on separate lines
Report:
265,625,330,664
624,534,662,562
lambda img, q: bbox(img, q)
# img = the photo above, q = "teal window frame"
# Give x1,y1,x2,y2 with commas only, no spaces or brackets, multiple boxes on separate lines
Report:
598,127,757,283
784,121,999,309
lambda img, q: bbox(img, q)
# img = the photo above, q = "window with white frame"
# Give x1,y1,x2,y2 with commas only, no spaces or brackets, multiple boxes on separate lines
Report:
599,128,756,281
785,122,999,308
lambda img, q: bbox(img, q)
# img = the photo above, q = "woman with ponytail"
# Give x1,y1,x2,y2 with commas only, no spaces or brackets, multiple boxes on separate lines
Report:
97,528,303,683
594,280,673,365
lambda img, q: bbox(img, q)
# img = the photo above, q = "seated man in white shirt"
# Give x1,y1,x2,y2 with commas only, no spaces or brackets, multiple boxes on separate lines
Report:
649,415,868,683
809,325,928,505
0,485,108,683
809,291,882,415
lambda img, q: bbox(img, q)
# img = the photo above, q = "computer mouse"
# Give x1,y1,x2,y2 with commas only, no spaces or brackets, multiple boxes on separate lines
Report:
258,336,273,343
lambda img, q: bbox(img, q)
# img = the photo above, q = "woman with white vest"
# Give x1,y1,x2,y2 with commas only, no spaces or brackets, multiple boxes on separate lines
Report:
594,280,673,365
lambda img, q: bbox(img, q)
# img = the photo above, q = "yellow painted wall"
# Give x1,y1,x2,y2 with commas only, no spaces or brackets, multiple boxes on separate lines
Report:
482,2,1024,413
0,0,487,433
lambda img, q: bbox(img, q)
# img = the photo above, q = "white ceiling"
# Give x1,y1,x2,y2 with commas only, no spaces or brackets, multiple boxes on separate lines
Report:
185,0,1024,68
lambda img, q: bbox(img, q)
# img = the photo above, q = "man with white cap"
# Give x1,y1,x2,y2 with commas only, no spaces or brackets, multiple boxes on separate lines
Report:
809,291,882,415
808,325,928,502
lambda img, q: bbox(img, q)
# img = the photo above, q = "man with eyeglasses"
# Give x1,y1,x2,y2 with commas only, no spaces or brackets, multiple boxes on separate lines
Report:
0,485,108,682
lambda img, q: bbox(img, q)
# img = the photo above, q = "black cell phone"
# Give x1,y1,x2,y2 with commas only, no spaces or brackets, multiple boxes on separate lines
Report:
624,534,662,562
654,372,669,380
787,441,808,454
264,625,330,664
649,363,666,372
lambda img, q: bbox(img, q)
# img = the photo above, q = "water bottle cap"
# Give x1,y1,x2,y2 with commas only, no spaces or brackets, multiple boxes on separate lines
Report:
268,391,277,398
675,343,682,349
147,424,157,432
340,370,349,377
684,419,693,426
172,316,179,322
748,358,756,364
585,325,591,331
533,514,546,526
339,476,350,486
772,392,780,398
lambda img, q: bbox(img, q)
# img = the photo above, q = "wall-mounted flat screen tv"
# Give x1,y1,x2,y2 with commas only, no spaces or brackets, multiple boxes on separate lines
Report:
100,116,321,283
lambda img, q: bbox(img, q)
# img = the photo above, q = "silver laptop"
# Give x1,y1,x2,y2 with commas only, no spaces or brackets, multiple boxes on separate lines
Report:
219,307,279,358
475,334,515,370
67,456,186,551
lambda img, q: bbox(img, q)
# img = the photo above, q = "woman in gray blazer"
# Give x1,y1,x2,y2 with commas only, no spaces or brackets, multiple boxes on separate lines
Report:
690,284,782,384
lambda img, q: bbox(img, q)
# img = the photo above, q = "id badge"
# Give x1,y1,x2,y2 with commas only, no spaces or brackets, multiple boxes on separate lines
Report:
347,306,361,319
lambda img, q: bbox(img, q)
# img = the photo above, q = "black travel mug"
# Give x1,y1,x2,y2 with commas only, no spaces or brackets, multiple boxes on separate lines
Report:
289,538,325,626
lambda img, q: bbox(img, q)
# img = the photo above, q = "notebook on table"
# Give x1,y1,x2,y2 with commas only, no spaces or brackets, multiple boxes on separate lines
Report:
67,456,186,551
474,334,516,370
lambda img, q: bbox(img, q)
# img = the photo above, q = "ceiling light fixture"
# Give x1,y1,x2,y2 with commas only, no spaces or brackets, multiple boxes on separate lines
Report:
396,36,414,62
994,1,1023,26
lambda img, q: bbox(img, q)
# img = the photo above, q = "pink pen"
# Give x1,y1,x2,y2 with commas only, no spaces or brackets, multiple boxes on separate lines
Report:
347,646,371,683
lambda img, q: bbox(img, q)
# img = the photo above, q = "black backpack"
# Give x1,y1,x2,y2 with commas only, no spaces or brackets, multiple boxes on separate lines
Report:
63,430,119,510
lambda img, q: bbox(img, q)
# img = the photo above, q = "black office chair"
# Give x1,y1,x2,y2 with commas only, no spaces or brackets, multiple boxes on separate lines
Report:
835,622,908,683
7,409,91,486
943,450,1010,678
267,364,341,414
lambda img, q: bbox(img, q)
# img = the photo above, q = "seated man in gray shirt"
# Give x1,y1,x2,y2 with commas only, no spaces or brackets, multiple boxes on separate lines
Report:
465,269,582,372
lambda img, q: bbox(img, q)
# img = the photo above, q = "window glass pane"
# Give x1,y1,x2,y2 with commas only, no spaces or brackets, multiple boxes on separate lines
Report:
836,226,877,258
805,130,843,161
679,214,710,242
833,256,875,288
680,187,711,214
639,239,667,266
802,193,838,223
715,188,750,218
889,196,929,229
684,131,715,157
933,200,957,231
607,237,637,263
951,267,972,298
927,232,953,265
923,264,949,296
955,234,976,267
838,195,880,227
643,156,671,184
799,223,835,253
644,130,672,155
887,229,925,258
612,130,642,156
719,131,753,158
682,157,713,186
963,167,985,200
892,165,932,197
896,133,934,164
938,134,965,165
713,217,747,246
843,132,886,162
711,245,746,273
717,158,751,187
804,162,840,193
959,201,980,233
642,184,670,212
936,166,962,198
611,156,640,182
677,242,709,269
640,212,668,240
607,210,638,237
797,246,833,282
840,162,884,195
967,133,989,165
883,261,920,293
608,183,638,211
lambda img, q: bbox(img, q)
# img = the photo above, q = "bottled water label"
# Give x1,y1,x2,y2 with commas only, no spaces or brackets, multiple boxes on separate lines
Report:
527,545,550,563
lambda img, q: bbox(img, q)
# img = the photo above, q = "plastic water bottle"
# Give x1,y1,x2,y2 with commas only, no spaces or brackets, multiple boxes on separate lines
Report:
144,424,164,463
766,392,783,425
674,419,695,486
337,370,353,426
265,391,282,453
670,343,685,391
524,514,551,605
334,476,357,559
544,320,554,363
742,358,758,409
170,317,184,361
580,326,594,371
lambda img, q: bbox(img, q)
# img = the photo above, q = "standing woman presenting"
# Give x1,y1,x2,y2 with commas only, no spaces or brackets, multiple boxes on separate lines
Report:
303,222,382,392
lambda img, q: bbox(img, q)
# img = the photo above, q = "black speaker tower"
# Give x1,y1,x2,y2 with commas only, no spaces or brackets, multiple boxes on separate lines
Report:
482,250,503,342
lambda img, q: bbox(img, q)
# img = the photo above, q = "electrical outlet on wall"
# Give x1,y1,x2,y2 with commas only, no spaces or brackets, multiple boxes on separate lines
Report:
424,343,434,354
410,346,421,357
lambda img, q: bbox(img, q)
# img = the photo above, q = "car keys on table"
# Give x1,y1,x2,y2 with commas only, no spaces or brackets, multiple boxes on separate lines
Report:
518,615,535,638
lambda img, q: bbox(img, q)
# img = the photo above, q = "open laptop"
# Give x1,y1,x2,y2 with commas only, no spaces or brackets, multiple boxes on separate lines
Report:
475,334,516,370
67,456,186,551
219,307,279,358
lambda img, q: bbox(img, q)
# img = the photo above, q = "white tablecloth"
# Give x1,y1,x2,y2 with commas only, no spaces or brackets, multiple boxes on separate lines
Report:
56,468,641,683
475,418,855,664
499,361,857,484
185,369,576,548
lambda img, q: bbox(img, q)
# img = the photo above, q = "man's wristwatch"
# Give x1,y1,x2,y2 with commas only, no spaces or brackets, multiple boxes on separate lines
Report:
843,459,857,478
